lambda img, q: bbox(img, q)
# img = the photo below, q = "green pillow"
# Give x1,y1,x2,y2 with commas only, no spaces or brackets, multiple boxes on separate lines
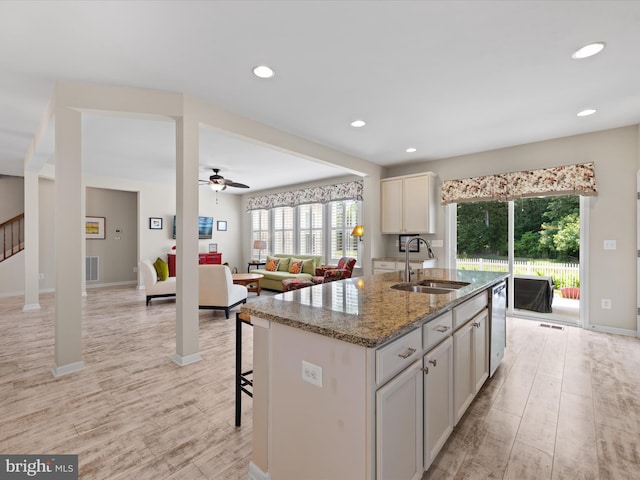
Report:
305,259,317,275
276,257,291,272
153,257,169,281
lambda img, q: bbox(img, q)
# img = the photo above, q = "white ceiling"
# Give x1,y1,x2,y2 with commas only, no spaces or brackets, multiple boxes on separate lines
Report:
1,1,640,193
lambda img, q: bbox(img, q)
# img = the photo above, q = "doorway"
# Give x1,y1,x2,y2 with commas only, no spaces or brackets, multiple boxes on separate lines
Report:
454,195,582,326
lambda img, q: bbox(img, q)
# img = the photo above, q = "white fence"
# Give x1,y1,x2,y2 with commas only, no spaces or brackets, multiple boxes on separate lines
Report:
456,258,580,288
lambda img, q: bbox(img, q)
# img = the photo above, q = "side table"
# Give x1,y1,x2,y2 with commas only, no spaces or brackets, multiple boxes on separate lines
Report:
247,261,266,273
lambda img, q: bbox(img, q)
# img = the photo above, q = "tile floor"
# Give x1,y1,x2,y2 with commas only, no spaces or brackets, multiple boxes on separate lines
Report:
1,286,639,479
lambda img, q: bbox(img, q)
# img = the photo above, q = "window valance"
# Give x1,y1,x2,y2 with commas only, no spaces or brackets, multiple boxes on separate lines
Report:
246,180,363,211
440,162,597,205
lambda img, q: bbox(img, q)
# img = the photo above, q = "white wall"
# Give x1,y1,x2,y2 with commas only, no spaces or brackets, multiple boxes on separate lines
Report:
386,125,640,333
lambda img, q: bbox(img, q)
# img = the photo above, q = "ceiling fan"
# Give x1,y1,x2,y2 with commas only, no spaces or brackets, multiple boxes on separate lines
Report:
199,168,250,192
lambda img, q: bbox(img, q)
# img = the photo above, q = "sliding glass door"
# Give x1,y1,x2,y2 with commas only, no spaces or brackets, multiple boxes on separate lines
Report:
455,195,581,325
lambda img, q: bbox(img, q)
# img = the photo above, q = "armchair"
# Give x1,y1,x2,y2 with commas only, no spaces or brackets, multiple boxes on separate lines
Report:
312,257,357,284
199,265,248,319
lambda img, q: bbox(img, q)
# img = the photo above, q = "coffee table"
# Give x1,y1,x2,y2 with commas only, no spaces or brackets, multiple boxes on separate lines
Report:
232,273,264,296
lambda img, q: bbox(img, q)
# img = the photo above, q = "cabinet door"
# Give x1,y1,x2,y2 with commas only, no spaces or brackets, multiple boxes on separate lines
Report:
424,337,453,470
376,360,423,480
472,309,489,393
403,175,433,234
453,321,474,425
381,178,403,233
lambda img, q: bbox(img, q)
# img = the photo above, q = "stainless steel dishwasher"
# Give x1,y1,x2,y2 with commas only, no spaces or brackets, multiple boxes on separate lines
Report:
490,280,507,377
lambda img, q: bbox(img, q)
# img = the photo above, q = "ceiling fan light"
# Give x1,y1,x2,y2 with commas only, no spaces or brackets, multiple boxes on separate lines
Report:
209,182,226,192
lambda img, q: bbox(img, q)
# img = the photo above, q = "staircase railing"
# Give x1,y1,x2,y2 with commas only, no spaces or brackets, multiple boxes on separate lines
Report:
1,213,24,262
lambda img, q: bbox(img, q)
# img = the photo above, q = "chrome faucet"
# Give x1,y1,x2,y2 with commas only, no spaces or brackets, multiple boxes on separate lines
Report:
403,236,434,282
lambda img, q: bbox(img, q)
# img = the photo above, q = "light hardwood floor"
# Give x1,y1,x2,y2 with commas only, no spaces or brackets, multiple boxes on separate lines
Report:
1,286,639,479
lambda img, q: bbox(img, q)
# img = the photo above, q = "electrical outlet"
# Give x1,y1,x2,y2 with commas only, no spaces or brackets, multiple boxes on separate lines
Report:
302,360,323,387
38,273,44,280
601,299,612,309
133,266,137,273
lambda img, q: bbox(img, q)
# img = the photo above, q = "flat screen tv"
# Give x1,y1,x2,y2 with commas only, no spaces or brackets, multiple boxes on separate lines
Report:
172,216,214,239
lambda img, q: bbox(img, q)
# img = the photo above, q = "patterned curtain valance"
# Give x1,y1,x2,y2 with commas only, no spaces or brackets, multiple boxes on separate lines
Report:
441,162,597,205
246,180,364,211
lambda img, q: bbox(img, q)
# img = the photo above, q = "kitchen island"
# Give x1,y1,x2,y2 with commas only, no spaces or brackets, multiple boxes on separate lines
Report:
241,268,507,480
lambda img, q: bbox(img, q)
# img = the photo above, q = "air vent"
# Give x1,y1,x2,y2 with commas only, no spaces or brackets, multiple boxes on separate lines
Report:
539,323,564,330
86,256,99,281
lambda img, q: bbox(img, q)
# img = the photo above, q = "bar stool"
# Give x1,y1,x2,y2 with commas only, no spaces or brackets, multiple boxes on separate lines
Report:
235,311,253,426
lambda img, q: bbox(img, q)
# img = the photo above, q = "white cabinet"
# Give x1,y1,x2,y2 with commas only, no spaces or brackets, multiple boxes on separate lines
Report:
376,359,424,480
423,336,453,470
381,173,437,234
453,308,490,424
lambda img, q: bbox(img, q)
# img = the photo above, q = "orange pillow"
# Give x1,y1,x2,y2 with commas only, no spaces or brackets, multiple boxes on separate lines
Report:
265,258,280,272
289,261,303,274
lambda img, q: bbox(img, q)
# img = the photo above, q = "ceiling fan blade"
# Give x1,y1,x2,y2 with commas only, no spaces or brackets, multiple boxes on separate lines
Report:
227,181,250,188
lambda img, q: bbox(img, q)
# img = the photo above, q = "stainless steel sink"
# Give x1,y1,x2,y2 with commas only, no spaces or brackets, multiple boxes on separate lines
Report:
416,280,470,289
390,279,470,294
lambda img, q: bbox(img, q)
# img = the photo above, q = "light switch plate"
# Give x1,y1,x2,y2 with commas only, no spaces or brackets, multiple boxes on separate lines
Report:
603,240,616,250
431,239,443,248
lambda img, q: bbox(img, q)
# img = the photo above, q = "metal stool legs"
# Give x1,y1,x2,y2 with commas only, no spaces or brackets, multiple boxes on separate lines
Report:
235,311,253,427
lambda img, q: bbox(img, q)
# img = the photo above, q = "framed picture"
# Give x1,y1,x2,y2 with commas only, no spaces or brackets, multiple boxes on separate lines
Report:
149,217,163,230
217,220,227,231
208,243,218,253
86,216,106,240
399,234,420,253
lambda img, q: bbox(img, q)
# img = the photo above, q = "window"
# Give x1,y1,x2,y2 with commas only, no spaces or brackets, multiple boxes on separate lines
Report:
251,210,269,258
272,206,294,255
329,200,359,264
299,204,323,255
249,199,361,265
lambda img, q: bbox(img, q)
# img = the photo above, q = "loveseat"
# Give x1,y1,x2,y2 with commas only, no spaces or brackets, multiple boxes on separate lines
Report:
251,254,323,292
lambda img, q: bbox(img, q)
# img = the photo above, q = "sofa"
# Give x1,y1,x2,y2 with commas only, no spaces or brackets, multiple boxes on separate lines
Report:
139,258,176,305
251,254,323,292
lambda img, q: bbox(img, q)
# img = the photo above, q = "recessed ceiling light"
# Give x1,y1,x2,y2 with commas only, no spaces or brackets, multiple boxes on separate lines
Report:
405,147,417,153
350,120,366,128
252,65,275,78
577,108,597,117
571,42,606,59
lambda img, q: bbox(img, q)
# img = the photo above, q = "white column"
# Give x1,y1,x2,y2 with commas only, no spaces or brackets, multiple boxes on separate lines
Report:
23,170,40,310
173,113,201,366
51,107,84,377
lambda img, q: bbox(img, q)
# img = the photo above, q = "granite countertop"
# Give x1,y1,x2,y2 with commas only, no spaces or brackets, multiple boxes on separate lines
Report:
241,268,508,348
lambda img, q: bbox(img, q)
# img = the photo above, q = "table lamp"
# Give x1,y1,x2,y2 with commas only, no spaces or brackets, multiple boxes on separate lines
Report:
253,240,267,262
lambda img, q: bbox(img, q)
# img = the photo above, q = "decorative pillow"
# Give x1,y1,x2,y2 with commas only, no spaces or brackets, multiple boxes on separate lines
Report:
153,257,169,281
301,258,315,275
265,258,280,272
277,257,290,272
289,260,303,274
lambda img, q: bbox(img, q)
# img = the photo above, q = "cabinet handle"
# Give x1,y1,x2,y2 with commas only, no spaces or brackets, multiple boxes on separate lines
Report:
472,322,480,328
435,325,449,333
421,366,429,375
397,347,416,359
428,359,437,367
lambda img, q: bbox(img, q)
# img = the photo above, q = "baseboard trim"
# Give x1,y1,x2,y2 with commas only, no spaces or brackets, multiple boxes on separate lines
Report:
86,280,137,289
248,462,270,480
588,324,637,337
172,352,202,366
22,303,41,311
51,361,85,378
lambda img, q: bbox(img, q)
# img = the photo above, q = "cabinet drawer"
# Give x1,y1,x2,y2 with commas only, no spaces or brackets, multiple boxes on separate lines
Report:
453,291,488,329
374,261,396,270
376,328,422,385
423,311,453,351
